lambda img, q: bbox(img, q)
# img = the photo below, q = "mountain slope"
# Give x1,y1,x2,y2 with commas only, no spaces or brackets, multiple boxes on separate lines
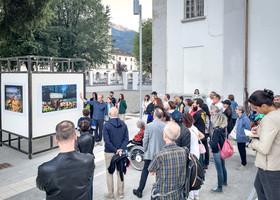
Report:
111,23,136,53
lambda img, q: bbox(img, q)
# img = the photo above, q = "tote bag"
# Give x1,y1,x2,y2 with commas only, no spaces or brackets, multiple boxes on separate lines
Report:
196,130,206,154
218,129,234,159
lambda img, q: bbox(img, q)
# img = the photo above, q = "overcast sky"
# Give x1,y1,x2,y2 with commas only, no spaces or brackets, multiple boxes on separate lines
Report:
101,0,152,31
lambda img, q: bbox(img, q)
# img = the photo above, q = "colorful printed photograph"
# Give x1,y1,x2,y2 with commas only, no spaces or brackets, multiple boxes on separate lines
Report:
42,84,77,113
5,85,23,113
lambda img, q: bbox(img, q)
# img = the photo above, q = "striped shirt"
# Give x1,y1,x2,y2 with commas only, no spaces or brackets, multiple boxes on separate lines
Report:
148,143,187,200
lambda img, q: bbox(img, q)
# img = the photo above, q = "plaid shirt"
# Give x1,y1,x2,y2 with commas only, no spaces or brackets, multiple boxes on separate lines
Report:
148,143,187,200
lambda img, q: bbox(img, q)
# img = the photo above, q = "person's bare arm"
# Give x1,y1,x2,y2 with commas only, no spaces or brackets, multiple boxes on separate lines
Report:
80,93,86,103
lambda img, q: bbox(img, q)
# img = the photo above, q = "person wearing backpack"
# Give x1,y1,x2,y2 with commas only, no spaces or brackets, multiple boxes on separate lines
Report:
209,113,228,193
148,122,187,199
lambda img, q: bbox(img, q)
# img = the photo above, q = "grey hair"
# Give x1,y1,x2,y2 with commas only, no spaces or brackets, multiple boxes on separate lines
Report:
164,122,181,141
136,119,145,129
154,108,163,119
236,105,246,114
211,105,220,113
56,120,75,142
275,95,280,98
214,114,228,128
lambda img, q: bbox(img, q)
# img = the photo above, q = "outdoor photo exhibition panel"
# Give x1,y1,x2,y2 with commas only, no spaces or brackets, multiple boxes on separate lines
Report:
1,73,29,138
32,73,83,138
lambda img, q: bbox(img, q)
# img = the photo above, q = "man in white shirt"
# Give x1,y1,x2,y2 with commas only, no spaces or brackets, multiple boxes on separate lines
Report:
206,91,216,111
163,94,170,110
213,93,223,113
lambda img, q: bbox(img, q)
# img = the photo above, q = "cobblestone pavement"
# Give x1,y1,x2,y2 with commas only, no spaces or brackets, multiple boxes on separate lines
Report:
0,114,257,200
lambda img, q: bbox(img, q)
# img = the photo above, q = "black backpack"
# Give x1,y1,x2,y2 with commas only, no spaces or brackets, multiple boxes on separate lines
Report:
184,151,205,197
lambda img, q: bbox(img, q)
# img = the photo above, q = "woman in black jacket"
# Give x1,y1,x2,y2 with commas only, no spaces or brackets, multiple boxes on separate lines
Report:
145,96,156,124
222,100,234,134
209,113,228,193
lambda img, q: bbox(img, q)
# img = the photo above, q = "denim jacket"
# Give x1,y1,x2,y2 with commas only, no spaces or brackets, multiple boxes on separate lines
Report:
236,113,251,143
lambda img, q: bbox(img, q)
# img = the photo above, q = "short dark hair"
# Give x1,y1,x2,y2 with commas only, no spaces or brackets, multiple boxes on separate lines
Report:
182,113,194,128
195,98,204,108
180,96,184,101
83,108,90,117
165,94,170,100
228,94,234,101
154,108,163,119
79,120,91,132
248,89,274,107
56,121,75,142
214,94,221,100
110,91,114,94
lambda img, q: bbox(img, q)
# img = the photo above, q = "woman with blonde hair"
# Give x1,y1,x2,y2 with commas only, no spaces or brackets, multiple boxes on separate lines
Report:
174,96,184,113
209,113,228,193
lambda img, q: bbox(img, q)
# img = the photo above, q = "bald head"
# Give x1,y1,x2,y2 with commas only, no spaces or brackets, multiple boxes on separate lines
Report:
109,107,118,117
164,122,181,142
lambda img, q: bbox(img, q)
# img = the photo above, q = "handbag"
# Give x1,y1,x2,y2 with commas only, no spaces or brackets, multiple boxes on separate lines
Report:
229,118,238,140
195,130,206,154
218,129,234,159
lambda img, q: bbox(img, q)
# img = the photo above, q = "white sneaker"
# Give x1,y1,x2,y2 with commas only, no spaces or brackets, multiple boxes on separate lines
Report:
194,195,200,200
236,165,248,170
99,141,103,146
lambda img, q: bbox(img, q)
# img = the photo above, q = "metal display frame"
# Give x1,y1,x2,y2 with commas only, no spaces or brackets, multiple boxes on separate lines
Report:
0,55,86,159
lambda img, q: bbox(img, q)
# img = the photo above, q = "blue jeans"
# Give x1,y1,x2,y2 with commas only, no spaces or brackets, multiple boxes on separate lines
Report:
213,152,227,190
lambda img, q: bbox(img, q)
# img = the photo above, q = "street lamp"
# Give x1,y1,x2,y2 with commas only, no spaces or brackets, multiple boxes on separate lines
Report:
134,0,143,119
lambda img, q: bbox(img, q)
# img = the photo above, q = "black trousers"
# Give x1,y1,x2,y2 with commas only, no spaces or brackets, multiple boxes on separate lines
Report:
254,168,280,200
93,119,104,142
237,142,247,166
201,134,209,165
137,160,151,193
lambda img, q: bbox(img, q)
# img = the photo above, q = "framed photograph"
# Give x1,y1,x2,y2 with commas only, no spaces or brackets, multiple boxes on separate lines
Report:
41,84,77,113
5,85,23,113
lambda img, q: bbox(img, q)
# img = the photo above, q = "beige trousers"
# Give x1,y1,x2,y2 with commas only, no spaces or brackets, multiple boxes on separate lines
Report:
119,114,126,122
105,152,124,196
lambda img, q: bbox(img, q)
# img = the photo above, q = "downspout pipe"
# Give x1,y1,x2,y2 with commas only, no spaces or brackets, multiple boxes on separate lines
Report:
244,0,249,102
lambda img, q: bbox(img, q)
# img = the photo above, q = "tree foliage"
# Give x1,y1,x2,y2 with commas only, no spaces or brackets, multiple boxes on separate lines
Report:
133,18,152,74
0,0,53,57
0,0,112,68
116,61,127,76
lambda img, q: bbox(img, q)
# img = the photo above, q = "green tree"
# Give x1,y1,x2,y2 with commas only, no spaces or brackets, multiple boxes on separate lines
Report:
0,0,112,69
41,0,112,67
133,18,152,74
0,0,53,57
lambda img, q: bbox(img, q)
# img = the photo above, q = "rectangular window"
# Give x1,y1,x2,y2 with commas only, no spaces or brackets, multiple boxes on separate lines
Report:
125,57,127,61
106,65,108,69
113,64,115,69
131,58,133,61
119,57,121,61
185,0,204,19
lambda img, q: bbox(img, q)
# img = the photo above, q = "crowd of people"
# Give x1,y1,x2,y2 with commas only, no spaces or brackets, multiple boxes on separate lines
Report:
35,89,280,200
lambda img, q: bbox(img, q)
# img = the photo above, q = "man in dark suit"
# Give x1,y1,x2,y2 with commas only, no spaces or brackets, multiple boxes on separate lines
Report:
36,121,95,200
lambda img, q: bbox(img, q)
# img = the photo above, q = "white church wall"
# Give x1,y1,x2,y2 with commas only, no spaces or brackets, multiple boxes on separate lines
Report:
248,0,280,96
222,0,245,105
165,0,224,96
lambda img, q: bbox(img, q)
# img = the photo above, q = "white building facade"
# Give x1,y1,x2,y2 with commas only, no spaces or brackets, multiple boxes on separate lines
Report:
89,48,138,82
152,0,280,104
